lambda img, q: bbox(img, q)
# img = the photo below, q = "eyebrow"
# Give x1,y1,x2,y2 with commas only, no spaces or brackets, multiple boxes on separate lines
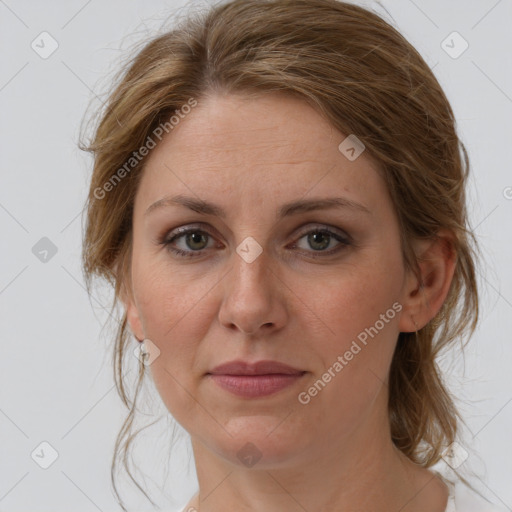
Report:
145,194,371,219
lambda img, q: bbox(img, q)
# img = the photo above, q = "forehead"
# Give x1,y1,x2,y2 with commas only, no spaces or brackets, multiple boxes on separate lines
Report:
149,92,371,164
135,92,386,214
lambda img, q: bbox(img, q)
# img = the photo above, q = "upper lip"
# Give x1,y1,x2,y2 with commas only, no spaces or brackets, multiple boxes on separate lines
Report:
208,360,305,376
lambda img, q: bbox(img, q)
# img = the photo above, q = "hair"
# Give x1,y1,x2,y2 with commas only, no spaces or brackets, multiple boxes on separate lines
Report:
80,0,480,509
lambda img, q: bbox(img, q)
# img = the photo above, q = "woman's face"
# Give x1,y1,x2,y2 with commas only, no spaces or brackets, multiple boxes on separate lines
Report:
124,92,418,468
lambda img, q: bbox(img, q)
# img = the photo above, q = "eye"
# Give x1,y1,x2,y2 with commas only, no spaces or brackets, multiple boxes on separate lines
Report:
160,226,217,258
291,226,351,257
159,224,352,259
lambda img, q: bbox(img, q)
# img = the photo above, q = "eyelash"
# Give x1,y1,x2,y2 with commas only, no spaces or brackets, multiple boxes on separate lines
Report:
159,224,352,259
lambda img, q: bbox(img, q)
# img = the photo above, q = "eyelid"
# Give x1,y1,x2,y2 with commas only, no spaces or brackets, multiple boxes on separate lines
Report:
292,223,352,244
162,223,221,249
161,222,220,244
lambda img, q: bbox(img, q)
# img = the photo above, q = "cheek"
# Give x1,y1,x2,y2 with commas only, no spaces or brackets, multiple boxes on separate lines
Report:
132,250,213,338
131,260,197,372
297,253,403,410
130,257,219,410
307,256,403,351
132,271,205,420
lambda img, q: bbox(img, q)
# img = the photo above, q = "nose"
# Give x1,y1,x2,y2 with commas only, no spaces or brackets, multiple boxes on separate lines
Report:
217,243,288,337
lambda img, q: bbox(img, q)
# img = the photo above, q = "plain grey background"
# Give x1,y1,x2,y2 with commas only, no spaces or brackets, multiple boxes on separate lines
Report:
1,0,511,510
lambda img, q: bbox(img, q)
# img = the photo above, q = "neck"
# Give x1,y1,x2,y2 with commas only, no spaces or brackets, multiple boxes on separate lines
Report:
186,391,447,512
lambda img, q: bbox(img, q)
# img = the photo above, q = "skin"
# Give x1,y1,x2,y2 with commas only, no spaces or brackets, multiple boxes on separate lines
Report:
121,92,456,512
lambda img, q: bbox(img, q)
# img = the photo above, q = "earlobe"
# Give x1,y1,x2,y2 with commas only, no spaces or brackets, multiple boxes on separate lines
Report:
126,302,145,342
398,230,457,333
119,282,145,342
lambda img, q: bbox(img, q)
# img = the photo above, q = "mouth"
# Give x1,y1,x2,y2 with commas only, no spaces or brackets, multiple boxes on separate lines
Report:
206,360,307,398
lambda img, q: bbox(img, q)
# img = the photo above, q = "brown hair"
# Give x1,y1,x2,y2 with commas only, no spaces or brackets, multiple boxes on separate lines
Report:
80,0,480,508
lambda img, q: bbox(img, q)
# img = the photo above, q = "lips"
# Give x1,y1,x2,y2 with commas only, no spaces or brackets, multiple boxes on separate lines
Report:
206,360,306,398
208,359,304,376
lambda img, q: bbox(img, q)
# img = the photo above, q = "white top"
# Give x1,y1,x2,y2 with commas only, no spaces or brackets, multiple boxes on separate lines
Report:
167,477,507,512
442,475,507,512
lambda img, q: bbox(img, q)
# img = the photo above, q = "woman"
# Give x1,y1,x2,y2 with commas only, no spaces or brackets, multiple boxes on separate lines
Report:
80,0,504,510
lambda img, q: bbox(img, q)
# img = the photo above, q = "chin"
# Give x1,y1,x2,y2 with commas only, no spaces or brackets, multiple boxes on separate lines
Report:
209,417,310,470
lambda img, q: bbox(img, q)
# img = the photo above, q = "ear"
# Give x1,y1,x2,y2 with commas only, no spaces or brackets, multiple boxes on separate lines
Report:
398,229,457,333
119,279,145,342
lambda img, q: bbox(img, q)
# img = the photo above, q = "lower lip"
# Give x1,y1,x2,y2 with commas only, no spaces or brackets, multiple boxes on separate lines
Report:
208,373,306,398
